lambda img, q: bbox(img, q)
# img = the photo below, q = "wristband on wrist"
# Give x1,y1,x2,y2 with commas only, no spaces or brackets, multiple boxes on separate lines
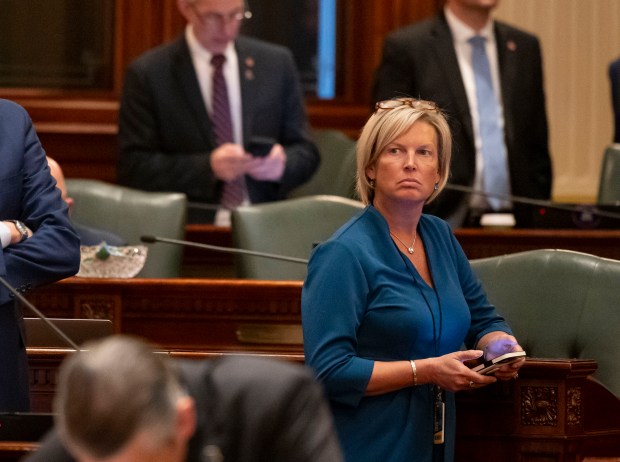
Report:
410,360,418,386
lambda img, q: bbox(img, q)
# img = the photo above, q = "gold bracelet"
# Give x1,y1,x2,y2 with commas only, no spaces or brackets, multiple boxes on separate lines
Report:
410,360,417,386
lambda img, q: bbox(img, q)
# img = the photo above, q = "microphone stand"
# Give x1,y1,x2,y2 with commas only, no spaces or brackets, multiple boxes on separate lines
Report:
140,235,309,264
0,276,81,351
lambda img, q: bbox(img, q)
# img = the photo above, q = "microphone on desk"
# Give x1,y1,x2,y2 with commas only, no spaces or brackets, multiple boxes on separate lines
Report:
444,183,620,222
0,275,81,351
140,235,309,264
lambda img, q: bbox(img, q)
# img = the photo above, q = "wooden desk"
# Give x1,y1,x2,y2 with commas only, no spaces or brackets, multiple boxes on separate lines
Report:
181,225,620,277
0,442,38,462
455,359,620,462
26,278,305,353
23,350,620,462
454,228,620,260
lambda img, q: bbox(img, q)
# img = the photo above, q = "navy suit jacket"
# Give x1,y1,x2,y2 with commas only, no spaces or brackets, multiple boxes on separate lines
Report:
0,99,80,410
118,35,319,222
373,13,552,226
610,57,620,143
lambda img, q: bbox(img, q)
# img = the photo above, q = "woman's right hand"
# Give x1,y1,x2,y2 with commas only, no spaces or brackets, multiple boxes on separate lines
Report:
417,350,497,392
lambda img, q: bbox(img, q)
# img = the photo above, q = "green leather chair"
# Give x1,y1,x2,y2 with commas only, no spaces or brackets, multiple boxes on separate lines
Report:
597,143,620,204
288,129,357,199
231,195,365,280
66,179,187,278
470,249,620,396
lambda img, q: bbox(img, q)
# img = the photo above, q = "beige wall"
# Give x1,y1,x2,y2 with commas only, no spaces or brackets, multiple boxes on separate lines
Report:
495,0,620,202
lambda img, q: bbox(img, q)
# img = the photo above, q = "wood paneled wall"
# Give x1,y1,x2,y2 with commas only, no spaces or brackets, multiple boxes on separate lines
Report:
495,0,620,202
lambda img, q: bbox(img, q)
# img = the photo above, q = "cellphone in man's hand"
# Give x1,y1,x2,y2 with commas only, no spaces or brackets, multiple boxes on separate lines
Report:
246,136,276,157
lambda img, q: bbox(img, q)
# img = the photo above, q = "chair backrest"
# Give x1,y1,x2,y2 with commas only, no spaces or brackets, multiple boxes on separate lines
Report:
66,179,187,278
597,143,620,204
288,129,357,199
470,249,620,396
231,195,364,280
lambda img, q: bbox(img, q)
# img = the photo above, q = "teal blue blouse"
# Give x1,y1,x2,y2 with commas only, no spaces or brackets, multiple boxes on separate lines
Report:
302,206,512,462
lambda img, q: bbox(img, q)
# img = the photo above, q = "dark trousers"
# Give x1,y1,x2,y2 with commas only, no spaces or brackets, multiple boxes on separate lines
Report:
0,301,30,411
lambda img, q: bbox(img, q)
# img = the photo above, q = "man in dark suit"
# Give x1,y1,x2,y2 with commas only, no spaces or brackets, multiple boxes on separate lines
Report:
373,0,552,227
25,335,343,462
0,99,81,412
118,0,319,224
610,56,620,144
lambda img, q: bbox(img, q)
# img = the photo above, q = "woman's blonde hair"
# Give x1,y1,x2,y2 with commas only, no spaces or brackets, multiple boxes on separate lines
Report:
355,98,452,205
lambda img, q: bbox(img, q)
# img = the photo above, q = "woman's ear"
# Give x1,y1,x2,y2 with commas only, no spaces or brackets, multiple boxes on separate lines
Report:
365,164,376,180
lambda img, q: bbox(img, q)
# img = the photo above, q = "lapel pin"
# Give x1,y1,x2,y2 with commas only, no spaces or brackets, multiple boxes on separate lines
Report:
507,40,517,51
244,57,255,80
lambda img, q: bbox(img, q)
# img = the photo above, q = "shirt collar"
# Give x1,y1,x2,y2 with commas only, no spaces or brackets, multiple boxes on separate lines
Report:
444,6,495,45
185,25,236,64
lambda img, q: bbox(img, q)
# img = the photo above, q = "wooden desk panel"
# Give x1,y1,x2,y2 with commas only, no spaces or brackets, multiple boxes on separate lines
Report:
0,443,38,462
454,228,620,261
26,278,304,353
24,350,620,462
181,225,620,277
455,359,620,462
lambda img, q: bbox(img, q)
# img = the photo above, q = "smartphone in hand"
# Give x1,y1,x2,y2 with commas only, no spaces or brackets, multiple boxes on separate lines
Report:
464,351,526,375
246,136,276,157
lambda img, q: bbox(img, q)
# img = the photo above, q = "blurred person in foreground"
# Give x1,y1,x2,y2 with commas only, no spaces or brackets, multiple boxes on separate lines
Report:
0,98,80,412
302,98,524,462
117,0,319,225
24,335,343,462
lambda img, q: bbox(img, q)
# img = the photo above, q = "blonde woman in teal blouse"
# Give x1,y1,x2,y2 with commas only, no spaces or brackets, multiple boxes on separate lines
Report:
302,98,524,462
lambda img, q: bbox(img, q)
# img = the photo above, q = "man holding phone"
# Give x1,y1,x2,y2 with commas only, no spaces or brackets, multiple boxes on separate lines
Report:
117,0,319,225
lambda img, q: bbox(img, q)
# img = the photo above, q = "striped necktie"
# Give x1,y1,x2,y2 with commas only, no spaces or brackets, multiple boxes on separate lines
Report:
211,54,246,209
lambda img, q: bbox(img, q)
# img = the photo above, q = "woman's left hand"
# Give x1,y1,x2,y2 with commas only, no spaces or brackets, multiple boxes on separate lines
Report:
476,332,525,381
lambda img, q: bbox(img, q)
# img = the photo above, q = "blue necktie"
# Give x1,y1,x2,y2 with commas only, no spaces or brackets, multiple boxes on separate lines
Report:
211,54,246,210
469,36,510,210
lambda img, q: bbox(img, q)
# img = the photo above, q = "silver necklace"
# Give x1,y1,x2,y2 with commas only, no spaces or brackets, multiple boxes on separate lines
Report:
390,231,417,255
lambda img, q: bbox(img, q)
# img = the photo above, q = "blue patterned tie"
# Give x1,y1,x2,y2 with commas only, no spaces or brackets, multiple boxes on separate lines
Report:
211,54,245,209
469,36,510,210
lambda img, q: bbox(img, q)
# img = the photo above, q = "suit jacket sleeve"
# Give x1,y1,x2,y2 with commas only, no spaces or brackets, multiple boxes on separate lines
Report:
183,357,343,462
372,31,422,104
262,47,319,196
117,51,218,202
236,37,320,202
0,100,80,305
20,430,75,462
